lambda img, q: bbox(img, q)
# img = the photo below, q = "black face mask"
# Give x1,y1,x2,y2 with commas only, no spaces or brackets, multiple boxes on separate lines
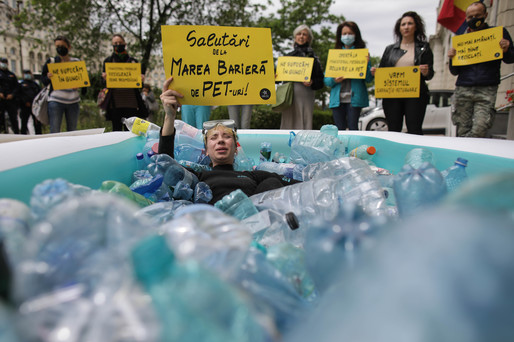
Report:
113,44,126,53
56,46,68,57
467,17,485,30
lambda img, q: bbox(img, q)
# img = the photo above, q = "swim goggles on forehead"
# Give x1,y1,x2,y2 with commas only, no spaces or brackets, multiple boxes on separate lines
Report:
202,119,238,142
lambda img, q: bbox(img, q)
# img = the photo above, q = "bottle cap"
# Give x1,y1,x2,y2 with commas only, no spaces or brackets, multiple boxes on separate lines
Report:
285,212,300,230
367,146,376,155
455,158,468,167
136,152,144,160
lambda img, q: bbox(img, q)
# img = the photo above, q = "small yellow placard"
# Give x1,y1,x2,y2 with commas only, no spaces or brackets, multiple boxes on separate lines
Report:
452,26,503,66
105,63,142,88
161,25,276,105
48,61,90,90
325,48,369,79
275,56,313,82
375,66,420,98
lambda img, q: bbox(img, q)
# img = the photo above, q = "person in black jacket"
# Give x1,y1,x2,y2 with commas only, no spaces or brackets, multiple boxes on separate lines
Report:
447,1,514,138
102,34,148,131
280,24,324,130
158,77,300,204
0,57,20,134
17,70,42,135
373,11,434,135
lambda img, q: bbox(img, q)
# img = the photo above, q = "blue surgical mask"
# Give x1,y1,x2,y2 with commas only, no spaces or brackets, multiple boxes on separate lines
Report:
341,34,355,46
24,74,32,80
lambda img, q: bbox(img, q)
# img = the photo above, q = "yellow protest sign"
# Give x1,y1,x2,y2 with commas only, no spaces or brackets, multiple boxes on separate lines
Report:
48,61,90,90
452,26,503,66
275,56,314,82
325,48,369,79
375,66,420,98
161,25,276,105
105,63,142,88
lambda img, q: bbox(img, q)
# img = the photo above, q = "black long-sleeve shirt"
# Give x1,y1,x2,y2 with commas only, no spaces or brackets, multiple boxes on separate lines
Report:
158,131,300,204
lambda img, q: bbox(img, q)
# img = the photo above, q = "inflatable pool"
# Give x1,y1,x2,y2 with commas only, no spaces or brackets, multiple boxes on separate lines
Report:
1,130,514,205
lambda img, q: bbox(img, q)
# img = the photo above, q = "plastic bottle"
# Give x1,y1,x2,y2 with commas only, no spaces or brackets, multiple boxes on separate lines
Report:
349,145,376,161
179,160,212,173
147,153,180,177
320,124,338,138
135,200,192,226
393,162,447,217
174,119,204,146
142,138,159,165
99,180,154,207
234,143,255,171
123,117,161,137
214,189,259,220
252,157,388,223
272,152,288,163
172,180,194,201
0,302,17,341
259,142,272,163
242,209,301,248
194,182,213,203
441,158,468,192
131,235,266,342
404,147,436,169
135,152,145,170
0,199,31,269
289,131,344,165
255,161,304,181
163,163,199,189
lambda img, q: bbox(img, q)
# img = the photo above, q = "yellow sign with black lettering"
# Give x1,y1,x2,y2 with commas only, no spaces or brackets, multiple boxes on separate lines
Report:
325,48,369,79
48,61,90,90
275,56,314,82
452,26,503,66
161,25,276,105
375,66,420,98
105,63,142,88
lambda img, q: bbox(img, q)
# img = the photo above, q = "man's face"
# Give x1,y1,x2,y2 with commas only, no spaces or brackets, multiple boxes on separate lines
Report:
466,4,488,31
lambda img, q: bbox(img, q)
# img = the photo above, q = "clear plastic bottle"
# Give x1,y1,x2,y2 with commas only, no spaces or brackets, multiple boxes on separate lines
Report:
0,199,31,270
393,162,447,217
404,147,436,169
349,145,376,161
441,158,468,192
131,234,266,342
122,117,161,137
259,142,272,163
255,161,304,180
242,209,301,248
163,163,199,189
289,131,344,165
234,143,255,171
320,124,338,138
214,189,259,220
194,182,213,203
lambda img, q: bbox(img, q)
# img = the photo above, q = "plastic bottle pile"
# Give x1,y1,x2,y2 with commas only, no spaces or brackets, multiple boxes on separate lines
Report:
1,120,514,342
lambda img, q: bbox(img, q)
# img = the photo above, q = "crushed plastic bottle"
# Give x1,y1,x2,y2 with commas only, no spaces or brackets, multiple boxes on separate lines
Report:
215,189,259,220
404,147,436,169
194,182,213,203
234,142,255,171
255,162,305,181
123,117,161,137
163,163,199,189
320,124,338,138
242,209,301,248
289,131,344,165
441,157,468,192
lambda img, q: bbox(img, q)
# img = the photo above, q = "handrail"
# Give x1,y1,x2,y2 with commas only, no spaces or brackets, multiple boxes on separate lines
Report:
500,72,514,81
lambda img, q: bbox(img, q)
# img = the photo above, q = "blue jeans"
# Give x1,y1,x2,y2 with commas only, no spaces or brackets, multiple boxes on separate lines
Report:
181,105,211,129
48,101,80,133
332,103,362,130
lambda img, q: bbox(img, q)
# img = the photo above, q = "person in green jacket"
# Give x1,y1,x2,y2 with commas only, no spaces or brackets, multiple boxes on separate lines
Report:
324,21,374,130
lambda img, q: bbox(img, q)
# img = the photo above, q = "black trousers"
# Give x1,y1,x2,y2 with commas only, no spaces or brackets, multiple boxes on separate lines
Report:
382,93,429,135
20,105,42,135
0,99,19,134
107,107,140,131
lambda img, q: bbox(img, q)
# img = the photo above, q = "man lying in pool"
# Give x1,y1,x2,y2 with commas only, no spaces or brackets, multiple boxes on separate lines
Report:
158,77,300,204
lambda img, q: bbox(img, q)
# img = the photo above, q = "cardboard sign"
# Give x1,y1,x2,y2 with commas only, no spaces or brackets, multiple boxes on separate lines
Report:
105,63,142,88
375,66,420,98
48,61,90,90
161,25,276,105
275,56,314,82
325,48,369,79
452,26,503,66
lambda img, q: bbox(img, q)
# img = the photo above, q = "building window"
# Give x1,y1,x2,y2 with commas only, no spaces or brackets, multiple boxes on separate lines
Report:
10,47,16,55
10,60,16,73
29,51,35,60
37,52,42,61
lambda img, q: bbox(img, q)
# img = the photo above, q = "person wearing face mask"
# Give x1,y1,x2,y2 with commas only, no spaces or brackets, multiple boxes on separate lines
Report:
447,1,514,138
0,57,20,134
280,24,325,130
102,34,148,131
324,21,374,130
371,11,434,135
157,77,300,204
41,36,85,133
17,70,42,135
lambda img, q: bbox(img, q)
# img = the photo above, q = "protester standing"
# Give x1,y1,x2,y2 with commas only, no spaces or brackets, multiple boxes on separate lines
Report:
17,70,42,135
0,57,20,134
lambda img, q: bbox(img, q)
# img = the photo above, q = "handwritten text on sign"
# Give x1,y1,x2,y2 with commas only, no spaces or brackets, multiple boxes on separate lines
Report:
161,25,276,106
325,48,369,79
375,66,420,98
48,61,90,90
275,56,314,82
105,63,142,88
452,26,503,66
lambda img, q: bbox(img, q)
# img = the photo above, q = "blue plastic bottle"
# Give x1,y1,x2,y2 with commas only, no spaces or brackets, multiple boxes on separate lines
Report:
393,162,447,217
131,235,266,342
215,189,258,220
136,152,145,170
163,163,199,189
194,182,213,203
441,158,468,192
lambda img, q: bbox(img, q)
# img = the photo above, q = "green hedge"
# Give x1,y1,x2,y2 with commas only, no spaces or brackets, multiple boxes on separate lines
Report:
211,105,334,130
